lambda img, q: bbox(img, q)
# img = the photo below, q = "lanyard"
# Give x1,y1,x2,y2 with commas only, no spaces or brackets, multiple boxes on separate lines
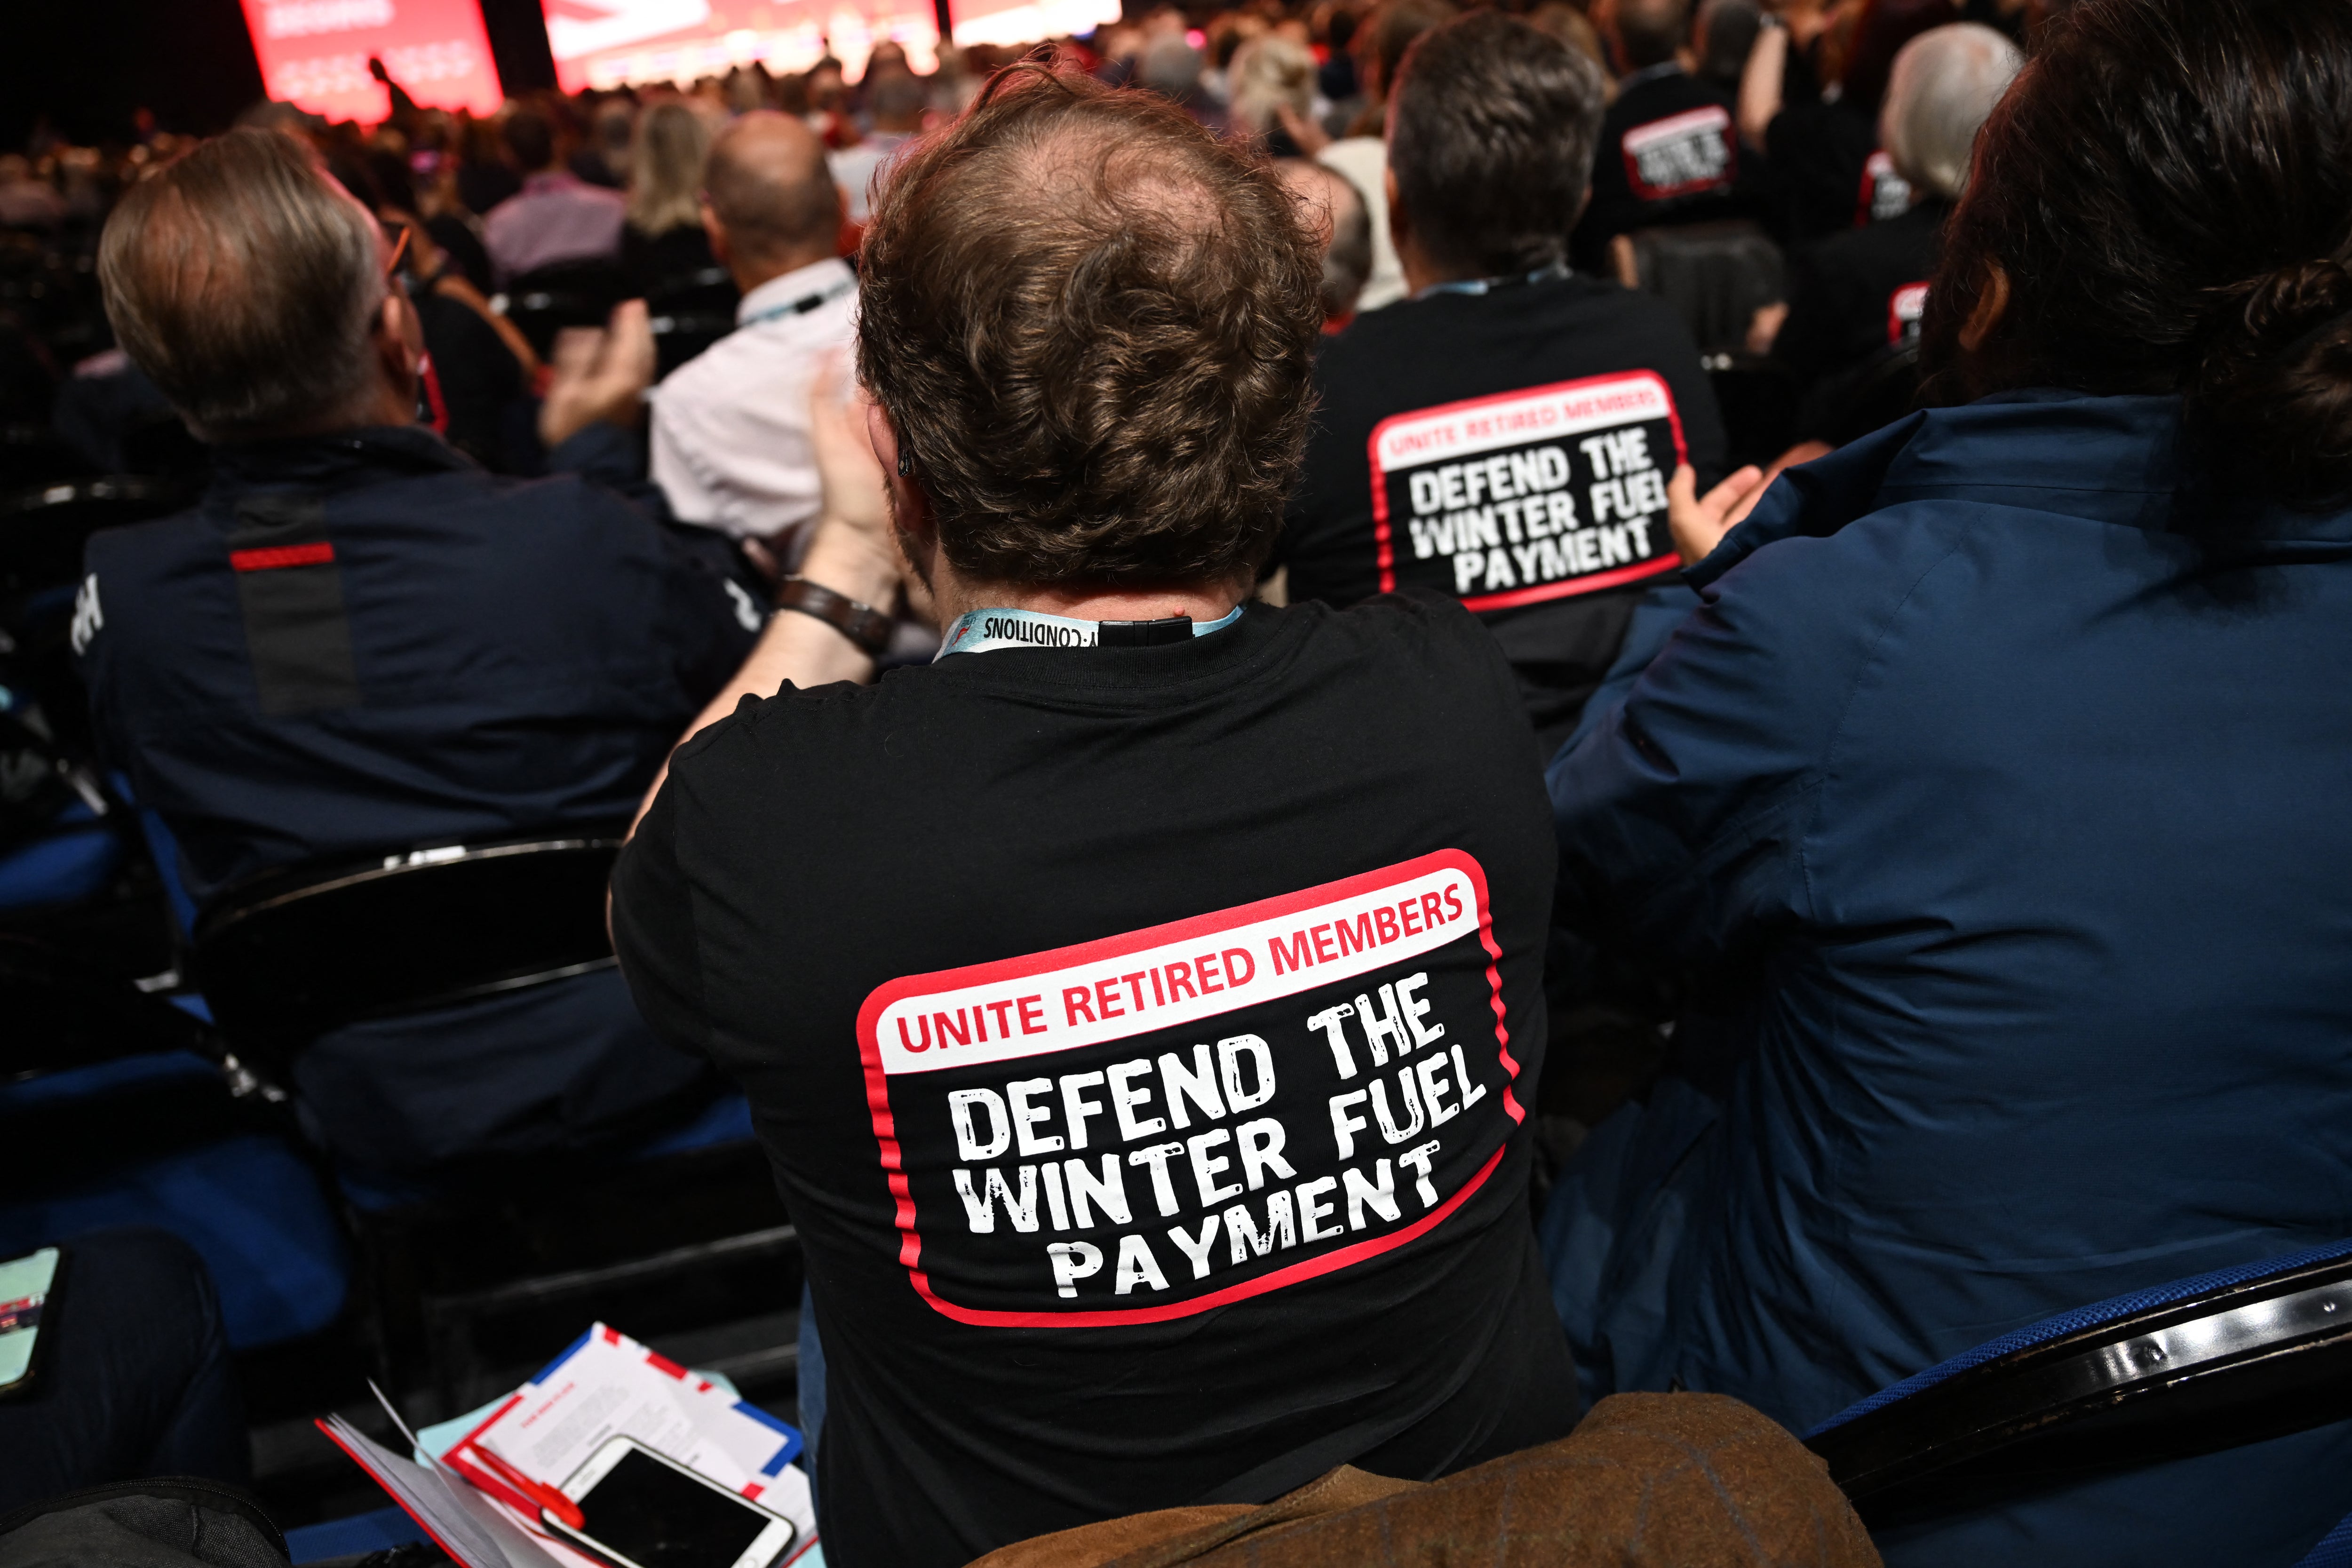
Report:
1414,262,1573,302
739,274,857,327
934,604,1245,661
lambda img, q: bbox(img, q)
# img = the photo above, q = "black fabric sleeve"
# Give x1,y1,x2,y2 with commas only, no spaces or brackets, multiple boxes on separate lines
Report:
611,779,716,1063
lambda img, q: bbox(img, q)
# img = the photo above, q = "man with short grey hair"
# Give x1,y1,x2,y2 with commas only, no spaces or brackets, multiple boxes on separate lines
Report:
79,127,761,1175
1274,157,1374,329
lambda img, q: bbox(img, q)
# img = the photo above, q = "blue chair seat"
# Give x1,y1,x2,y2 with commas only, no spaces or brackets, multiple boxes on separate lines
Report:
0,802,127,912
0,1053,350,1350
283,1505,426,1564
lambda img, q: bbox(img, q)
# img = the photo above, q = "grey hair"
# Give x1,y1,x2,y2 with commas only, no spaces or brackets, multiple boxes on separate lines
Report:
1880,23,2024,203
99,127,385,440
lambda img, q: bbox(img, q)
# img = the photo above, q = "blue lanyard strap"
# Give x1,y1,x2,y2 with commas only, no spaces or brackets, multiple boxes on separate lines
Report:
934,603,1245,661
739,274,857,327
1414,262,1573,301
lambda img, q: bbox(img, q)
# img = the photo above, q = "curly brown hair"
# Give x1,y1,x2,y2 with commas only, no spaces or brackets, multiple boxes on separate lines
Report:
855,63,1325,589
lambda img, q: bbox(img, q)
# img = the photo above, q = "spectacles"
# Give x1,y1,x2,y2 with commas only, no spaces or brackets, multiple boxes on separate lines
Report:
383,221,412,276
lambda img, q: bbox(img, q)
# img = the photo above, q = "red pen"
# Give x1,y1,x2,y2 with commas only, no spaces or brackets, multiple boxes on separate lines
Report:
466,1442,587,1530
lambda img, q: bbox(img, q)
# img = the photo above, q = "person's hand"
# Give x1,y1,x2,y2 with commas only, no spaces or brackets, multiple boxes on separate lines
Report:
1667,463,1768,565
808,351,891,546
368,56,390,83
1276,102,1332,156
538,299,655,449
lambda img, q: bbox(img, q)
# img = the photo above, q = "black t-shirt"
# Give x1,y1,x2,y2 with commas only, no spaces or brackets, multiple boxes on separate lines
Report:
1772,199,1944,388
611,597,1577,1568
1278,275,1727,755
1764,98,1882,247
1572,67,1763,272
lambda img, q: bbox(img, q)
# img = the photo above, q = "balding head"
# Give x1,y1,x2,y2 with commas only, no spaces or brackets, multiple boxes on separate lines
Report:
99,127,397,440
857,65,1321,590
1275,159,1372,322
702,110,841,286
1881,23,2022,201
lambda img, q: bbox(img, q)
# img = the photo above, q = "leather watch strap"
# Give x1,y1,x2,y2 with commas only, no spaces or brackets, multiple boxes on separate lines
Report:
772,575,895,658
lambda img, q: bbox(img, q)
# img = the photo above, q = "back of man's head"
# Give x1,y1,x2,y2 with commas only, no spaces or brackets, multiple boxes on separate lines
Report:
1275,159,1373,322
1880,22,2021,201
504,108,558,172
870,72,930,131
858,65,1321,589
1612,0,1691,71
1389,12,1608,279
1361,0,1458,100
98,127,384,441
704,111,839,274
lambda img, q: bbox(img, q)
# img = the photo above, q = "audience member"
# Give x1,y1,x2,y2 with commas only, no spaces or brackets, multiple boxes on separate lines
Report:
1545,2,2352,1562
613,64,1577,1568
578,93,638,188
650,112,855,553
483,106,628,283
1314,0,1456,314
1692,0,1763,97
829,72,929,225
1278,11,1728,754
1274,158,1373,329
1767,23,2019,433
621,100,721,295
1226,35,1320,156
78,128,758,1175
1743,0,1954,246
1569,0,1768,273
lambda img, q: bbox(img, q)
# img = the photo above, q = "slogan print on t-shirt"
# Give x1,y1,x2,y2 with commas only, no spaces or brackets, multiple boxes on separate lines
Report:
855,850,1523,1328
1366,372,1688,613
1888,282,1929,347
1856,150,1914,227
1621,104,1737,202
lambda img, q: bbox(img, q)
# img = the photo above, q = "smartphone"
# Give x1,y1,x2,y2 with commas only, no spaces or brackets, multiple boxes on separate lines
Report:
0,1248,61,1399
545,1437,795,1568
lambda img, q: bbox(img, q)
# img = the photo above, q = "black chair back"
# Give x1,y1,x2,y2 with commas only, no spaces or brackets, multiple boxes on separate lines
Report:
646,264,740,380
1808,1243,2352,1519
191,829,628,1073
498,259,632,360
1623,220,1788,358
1,475,194,592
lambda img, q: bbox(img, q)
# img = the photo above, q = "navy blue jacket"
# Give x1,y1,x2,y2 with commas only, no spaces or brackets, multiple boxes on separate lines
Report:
1542,391,2352,1565
75,423,762,1173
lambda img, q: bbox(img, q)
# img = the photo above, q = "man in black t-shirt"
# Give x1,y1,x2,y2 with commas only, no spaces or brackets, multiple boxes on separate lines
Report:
1279,12,1729,753
612,65,1576,1568
1570,0,1767,272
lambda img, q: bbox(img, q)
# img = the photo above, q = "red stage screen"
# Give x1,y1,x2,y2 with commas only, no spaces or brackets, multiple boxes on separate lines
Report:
238,0,505,122
540,0,1120,91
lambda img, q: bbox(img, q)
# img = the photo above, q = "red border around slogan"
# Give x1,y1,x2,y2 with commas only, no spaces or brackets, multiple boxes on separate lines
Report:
853,848,1523,1327
1367,370,1690,599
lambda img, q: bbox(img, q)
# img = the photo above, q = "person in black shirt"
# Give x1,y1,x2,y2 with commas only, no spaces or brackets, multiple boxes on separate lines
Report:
1768,23,2021,439
612,65,1576,1568
1279,11,1730,754
1570,0,1767,272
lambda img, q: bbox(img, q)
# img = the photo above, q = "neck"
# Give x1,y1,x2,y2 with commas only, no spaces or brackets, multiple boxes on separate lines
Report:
934,575,1246,629
735,247,839,297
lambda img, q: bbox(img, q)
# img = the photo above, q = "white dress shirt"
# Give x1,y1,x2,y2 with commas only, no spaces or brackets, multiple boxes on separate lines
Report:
650,258,860,544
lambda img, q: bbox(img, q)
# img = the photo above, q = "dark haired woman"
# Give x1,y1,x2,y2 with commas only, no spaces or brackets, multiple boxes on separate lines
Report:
1542,0,2352,1561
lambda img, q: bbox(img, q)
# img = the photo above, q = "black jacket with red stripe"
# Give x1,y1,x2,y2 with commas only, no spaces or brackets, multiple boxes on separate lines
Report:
74,422,759,1172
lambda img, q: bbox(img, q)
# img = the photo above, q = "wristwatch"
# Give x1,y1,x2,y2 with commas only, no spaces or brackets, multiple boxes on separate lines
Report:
772,575,895,658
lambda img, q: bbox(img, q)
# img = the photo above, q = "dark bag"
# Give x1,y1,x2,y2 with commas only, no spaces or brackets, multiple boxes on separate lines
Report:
0,1480,289,1568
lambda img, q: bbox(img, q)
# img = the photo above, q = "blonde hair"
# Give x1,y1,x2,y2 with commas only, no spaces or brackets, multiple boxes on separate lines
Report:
627,101,711,234
1226,35,1318,139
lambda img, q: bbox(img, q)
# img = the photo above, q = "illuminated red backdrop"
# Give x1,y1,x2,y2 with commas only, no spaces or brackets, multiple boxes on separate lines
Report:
238,0,505,120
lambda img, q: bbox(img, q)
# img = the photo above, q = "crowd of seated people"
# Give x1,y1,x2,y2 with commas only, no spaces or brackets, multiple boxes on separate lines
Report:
6,0,2352,1565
